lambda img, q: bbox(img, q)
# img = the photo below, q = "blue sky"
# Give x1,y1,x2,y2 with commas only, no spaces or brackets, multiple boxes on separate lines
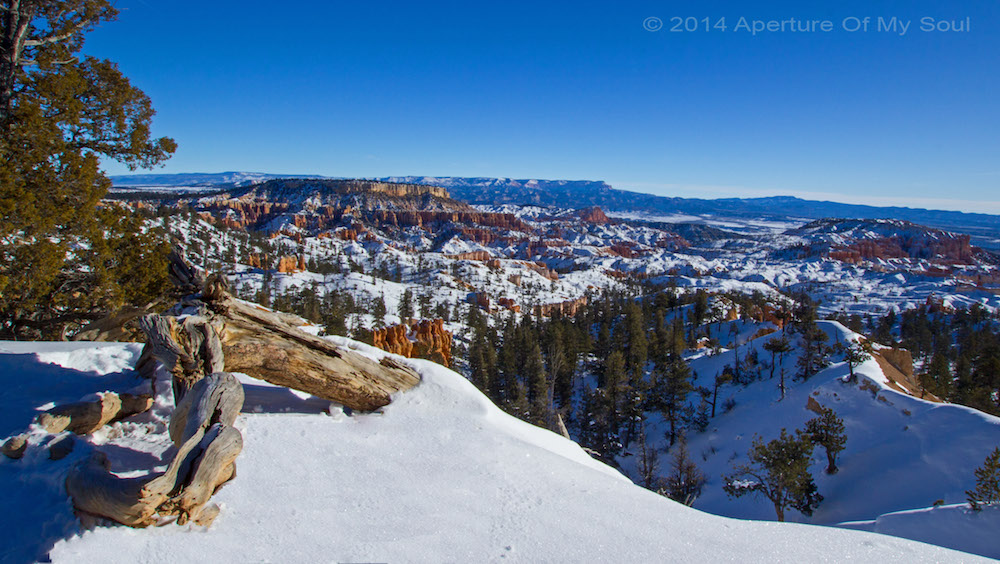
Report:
86,1,999,213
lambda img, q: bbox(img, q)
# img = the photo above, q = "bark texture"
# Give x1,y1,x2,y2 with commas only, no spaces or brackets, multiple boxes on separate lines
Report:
65,372,244,528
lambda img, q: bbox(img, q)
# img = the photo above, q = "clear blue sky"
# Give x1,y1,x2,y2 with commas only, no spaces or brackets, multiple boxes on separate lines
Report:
86,1,1000,213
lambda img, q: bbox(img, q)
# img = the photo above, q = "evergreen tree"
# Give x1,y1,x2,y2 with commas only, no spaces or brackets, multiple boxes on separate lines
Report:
920,352,952,399
723,429,823,522
398,289,414,321
803,406,847,474
1,0,176,338
662,433,706,506
843,340,872,382
796,322,830,381
650,357,693,446
967,447,1000,510
373,295,387,327
623,301,648,377
525,341,549,427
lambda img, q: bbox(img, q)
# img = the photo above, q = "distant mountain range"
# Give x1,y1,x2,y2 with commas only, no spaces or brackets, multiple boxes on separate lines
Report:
110,172,1000,250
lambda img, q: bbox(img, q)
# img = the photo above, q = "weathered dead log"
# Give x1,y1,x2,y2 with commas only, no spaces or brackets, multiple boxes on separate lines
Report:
66,453,161,527
71,301,164,343
139,314,225,403
168,372,244,448
139,272,420,411
36,393,153,435
66,372,244,528
214,296,420,411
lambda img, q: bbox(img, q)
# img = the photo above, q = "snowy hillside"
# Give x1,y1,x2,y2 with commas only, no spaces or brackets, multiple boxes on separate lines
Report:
0,340,987,563
633,321,1000,557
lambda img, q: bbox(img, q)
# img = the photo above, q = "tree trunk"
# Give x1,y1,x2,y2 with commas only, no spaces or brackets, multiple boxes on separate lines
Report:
826,451,838,475
66,372,245,528
218,296,420,410
36,392,152,435
139,275,420,411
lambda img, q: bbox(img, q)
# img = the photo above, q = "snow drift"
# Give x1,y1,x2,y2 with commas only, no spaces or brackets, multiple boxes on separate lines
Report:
0,340,989,563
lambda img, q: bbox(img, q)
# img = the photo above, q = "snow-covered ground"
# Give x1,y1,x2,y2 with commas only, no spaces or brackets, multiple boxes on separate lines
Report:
624,321,1000,559
1,340,990,563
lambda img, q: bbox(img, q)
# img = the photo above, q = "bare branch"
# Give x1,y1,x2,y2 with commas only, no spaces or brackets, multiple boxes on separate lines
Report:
21,19,90,48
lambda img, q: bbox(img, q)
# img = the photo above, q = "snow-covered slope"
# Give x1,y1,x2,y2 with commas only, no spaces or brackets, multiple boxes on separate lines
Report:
0,341,988,563
647,321,1000,557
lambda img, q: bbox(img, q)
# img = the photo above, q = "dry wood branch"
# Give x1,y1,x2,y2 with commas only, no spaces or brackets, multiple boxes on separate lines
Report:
36,393,152,435
66,373,245,529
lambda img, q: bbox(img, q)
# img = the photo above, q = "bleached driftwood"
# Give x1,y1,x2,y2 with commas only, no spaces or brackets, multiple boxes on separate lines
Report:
66,372,244,528
140,273,420,411
218,296,420,411
138,313,225,403
36,392,153,435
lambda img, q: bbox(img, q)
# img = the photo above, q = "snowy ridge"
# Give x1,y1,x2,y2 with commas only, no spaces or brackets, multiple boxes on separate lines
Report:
0,341,987,563
632,321,1000,557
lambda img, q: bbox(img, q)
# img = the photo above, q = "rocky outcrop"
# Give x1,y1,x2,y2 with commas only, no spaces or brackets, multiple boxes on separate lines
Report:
470,293,492,312
526,261,559,281
879,347,914,378
447,251,492,262
371,319,452,367
276,256,305,274
533,296,588,318
578,206,609,224
367,211,528,231
829,233,976,266
608,243,643,259
497,298,520,313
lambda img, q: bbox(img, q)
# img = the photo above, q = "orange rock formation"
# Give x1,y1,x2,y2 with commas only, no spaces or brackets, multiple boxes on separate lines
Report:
371,319,452,367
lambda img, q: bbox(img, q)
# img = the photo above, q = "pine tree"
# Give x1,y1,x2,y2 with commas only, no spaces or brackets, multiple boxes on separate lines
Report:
723,429,823,522
602,350,628,439
843,340,872,382
1,1,176,338
967,447,1000,510
623,301,648,377
398,289,414,321
650,357,693,446
764,335,792,382
662,433,706,506
796,322,830,381
525,341,549,427
920,352,952,399
803,406,847,474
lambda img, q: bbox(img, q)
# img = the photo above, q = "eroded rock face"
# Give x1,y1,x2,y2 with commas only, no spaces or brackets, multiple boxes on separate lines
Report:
533,296,588,318
276,256,305,273
371,319,453,367
578,206,609,224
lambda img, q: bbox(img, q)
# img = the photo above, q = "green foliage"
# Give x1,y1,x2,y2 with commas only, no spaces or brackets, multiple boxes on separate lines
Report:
662,434,706,506
398,289,414,321
0,1,176,338
795,322,830,381
843,340,872,380
723,429,823,522
967,447,1000,510
804,406,847,474
649,357,693,446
